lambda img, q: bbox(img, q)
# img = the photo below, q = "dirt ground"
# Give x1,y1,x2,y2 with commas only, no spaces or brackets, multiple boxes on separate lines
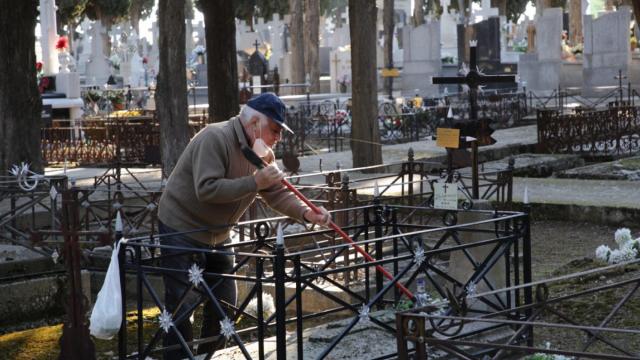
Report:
527,220,640,357
529,220,637,281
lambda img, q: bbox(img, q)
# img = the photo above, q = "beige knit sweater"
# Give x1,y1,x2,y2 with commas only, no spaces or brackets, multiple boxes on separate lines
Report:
158,117,307,245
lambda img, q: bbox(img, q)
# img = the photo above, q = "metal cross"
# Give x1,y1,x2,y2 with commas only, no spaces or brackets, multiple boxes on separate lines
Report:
432,41,516,121
431,41,516,199
614,69,627,104
253,39,260,52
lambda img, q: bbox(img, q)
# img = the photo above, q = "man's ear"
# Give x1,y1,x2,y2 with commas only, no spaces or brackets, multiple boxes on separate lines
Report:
249,115,258,127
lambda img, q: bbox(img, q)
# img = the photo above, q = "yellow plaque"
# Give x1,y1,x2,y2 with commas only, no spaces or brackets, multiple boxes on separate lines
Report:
436,128,460,149
381,68,400,77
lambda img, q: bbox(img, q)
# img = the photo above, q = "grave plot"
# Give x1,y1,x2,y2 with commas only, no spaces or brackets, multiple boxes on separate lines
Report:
41,111,208,166
557,155,640,181
115,203,530,359
0,168,67,254
537,105,640,156
396,259,640,359
240,154,514,245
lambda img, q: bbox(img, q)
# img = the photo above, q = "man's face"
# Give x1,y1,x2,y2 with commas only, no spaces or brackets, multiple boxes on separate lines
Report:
253,116,283,147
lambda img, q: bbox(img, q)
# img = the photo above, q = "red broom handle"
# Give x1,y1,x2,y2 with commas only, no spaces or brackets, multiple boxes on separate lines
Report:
280,177,414,299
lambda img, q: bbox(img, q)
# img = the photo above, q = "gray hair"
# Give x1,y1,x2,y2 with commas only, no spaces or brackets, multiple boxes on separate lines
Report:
240,105,268,125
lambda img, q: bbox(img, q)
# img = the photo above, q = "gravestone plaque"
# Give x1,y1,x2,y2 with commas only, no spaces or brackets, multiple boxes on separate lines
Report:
471,17,501,72
248,41,268,81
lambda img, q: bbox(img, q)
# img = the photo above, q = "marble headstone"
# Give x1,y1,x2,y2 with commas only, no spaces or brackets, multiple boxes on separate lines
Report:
329,47,351,93
582,6,631,91
85,20,111,86
402,22,442,96
517,8,563,92
440,0,459,61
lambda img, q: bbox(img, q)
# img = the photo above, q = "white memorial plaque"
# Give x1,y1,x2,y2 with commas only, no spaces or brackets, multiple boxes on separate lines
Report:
433,181,458,210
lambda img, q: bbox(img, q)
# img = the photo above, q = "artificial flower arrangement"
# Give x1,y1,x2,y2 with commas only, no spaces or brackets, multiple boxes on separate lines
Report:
55,36,69,52
36,61,50,93
595,228,640,264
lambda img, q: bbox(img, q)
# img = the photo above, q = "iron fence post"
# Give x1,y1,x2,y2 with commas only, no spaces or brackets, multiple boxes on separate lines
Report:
374,195,384,308
295,255,304,359
136,244,143,358
116,213,126,360
274,240,287,360
256,258,265,360
522,206,533,347
407,148,414,209
59,188,96,359
391,208,400,303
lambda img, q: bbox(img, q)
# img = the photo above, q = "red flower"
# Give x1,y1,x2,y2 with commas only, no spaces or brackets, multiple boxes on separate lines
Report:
55,36,68,51
35,61,43,72
142,57,148,64
39,77,50,93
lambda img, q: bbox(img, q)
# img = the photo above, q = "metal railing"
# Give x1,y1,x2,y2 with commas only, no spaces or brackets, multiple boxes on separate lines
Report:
118,204,530,359
396,258,640,359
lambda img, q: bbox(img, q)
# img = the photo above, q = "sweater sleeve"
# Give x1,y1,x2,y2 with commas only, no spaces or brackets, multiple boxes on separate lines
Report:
259,183,309,222
191,131,258,203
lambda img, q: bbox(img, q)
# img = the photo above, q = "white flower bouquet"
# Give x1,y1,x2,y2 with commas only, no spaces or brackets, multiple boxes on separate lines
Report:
594,228,640,264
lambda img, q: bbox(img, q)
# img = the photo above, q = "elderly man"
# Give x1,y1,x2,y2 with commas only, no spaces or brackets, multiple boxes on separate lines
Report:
158,92,329,359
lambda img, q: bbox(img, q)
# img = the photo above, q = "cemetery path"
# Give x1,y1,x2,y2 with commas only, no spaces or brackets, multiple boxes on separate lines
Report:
512,177,640,208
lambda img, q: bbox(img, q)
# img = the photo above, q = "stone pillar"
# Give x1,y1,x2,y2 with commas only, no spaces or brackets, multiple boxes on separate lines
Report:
39,0,59,75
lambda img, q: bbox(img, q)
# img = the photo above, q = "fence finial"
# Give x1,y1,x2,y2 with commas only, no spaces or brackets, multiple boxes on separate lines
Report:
276,223,284,246
115,211,123,232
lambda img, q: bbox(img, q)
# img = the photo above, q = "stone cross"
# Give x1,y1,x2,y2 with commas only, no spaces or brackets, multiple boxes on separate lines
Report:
473,0,499,23
39,0,60,75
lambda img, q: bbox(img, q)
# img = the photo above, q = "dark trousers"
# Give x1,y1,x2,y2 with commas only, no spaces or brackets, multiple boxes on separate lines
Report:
159,222,237,360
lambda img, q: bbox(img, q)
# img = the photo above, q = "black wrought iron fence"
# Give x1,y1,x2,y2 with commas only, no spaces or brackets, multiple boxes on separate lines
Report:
118,204,530,359
396,258,640,359
442,91,528,129
537,106,640,155
41,112,208,166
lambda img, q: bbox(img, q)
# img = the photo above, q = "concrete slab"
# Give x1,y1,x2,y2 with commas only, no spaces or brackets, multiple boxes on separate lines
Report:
557,156,640,181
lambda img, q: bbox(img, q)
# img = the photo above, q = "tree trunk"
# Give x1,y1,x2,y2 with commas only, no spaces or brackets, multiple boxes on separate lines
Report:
631,0,640,26
129,6,141,35
568,0,582,45
202,0,239,122
335,5,345,28
383,0,394,97
349,0,382,169
491,0,507,16
289,0,305,94
413,0,425,25
0,0,42,174
156,0,190,177
304,0,320,93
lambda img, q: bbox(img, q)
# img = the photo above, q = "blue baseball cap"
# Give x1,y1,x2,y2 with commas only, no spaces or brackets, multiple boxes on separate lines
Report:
246,92,293,134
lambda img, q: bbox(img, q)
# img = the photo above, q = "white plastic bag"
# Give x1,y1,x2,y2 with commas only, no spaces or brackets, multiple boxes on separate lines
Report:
89,240,124,339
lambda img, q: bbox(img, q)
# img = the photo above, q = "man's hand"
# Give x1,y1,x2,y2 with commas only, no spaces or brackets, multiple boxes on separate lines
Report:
304,207,332,227
255,163,284,190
